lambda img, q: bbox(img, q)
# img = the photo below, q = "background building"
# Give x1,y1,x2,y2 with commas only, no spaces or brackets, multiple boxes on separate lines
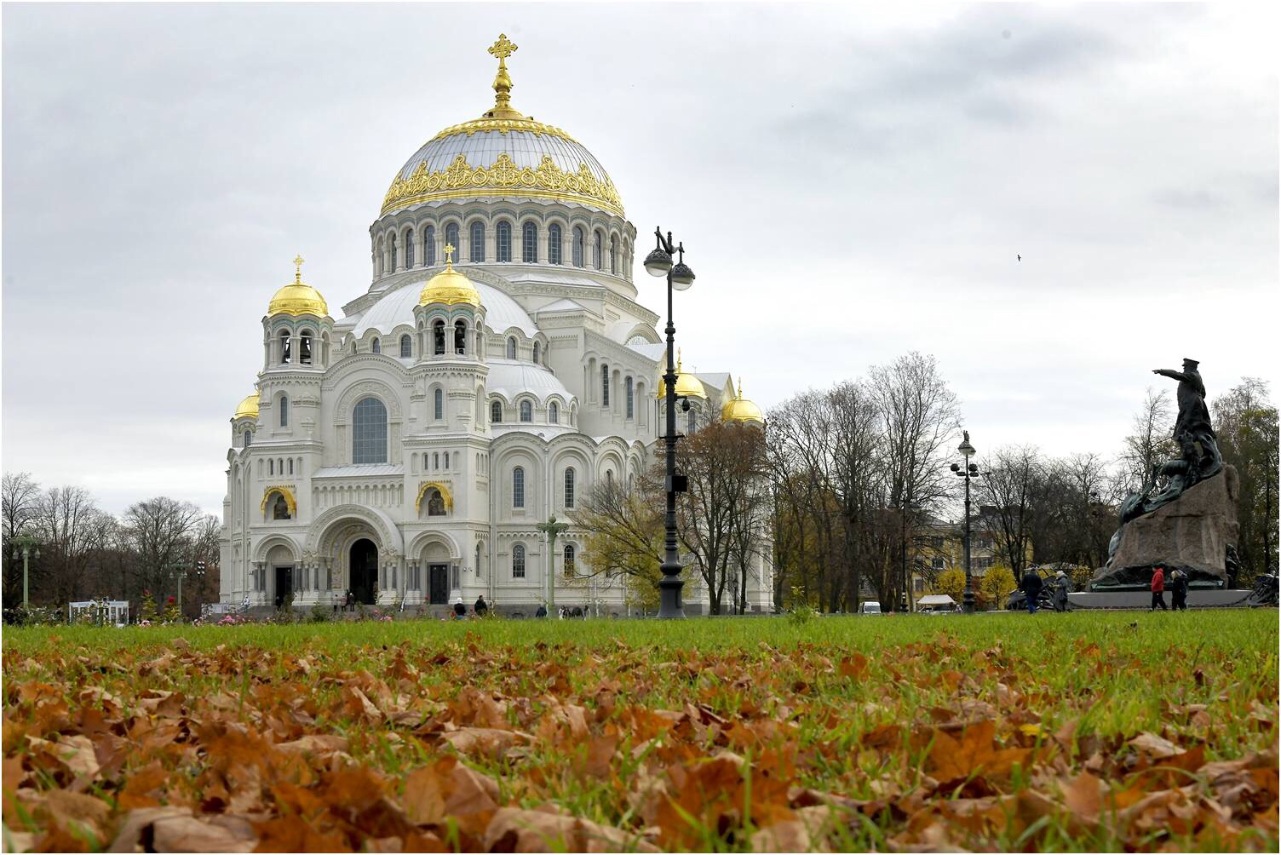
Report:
219,36,770,616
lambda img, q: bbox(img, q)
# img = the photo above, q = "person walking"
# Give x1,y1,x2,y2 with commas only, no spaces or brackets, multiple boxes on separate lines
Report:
1169,567,1188,611
1053,570,1070,612
1150,565,1169,611
474,594,489,618
1020,568,1044,614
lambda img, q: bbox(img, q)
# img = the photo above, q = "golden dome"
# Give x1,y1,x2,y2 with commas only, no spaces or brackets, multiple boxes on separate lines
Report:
381,35,623,219
656,349,706,400
234,393,260,420
268,255,329,317
722,378,764,425
420,244,481,308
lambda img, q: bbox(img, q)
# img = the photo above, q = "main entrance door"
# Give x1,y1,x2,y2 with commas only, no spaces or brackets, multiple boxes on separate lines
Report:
428,564,449,605
274,566,293,609
350,539,378,605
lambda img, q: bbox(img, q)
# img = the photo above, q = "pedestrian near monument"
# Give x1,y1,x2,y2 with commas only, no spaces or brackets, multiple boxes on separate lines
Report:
1053,570,1070,612
1150,565,1168,611
1169,567,1188,610
1020,568,1044,614
474,594,488,618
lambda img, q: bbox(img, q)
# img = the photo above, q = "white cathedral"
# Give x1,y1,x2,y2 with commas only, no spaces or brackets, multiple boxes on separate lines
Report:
218,35,771,616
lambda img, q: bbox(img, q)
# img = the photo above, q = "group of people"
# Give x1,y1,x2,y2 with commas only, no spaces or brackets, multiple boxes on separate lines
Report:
1149,564,1189,611
1018,569,1072,614
448,595,489,620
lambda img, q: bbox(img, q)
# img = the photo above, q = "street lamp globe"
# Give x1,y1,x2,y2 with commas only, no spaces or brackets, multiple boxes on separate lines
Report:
644,241,673,277
669,260,695,290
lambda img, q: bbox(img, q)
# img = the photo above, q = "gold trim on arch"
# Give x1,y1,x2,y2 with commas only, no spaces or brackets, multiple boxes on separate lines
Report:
261,486,297,517
415,481,454,515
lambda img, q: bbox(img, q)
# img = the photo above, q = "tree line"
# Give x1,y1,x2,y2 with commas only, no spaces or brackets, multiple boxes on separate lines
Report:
1,474,219,622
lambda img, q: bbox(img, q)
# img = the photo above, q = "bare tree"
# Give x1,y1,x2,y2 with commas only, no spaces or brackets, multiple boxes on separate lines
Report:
572,468,665,612
2,472,41,604
1119,388,1176,494
123,497,203,599
975,446,1043,577
1213,379,1279,578
869,352,961,610
33,485,102,606
828,380,891,612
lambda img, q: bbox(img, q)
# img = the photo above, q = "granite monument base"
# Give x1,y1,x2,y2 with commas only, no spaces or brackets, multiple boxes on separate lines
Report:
1068,589,1255,610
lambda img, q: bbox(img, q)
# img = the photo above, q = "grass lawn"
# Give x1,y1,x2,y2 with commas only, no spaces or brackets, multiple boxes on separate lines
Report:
3,609,1277,851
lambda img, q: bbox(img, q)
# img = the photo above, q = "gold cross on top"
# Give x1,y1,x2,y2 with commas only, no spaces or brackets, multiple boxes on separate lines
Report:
443,243,455,266
488,34,518,62
293,254,304,283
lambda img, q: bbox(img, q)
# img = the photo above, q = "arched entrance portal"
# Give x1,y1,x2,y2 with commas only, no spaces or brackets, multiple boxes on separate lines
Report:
350,539,378,605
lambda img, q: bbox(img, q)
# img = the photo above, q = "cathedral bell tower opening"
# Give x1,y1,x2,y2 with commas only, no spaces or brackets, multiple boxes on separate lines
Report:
350,539,379,605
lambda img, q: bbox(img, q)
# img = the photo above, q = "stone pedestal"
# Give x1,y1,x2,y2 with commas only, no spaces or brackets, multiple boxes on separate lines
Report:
1092,466,1238,589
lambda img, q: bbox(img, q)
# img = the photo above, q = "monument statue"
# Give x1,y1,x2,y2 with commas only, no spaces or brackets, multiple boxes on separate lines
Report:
1094,359,1239,590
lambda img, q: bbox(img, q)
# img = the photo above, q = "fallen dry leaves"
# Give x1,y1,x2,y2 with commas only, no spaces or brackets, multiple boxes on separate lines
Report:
2,627,1277,852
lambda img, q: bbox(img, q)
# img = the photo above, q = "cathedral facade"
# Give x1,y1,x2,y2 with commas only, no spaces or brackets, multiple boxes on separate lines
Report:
219,36,771,616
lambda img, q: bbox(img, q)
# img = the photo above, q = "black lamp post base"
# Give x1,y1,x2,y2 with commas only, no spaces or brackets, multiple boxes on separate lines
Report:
658,576,685,619
963,583,976,613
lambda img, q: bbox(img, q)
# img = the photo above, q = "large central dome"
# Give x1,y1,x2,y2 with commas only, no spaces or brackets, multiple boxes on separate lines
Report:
381,34,623,219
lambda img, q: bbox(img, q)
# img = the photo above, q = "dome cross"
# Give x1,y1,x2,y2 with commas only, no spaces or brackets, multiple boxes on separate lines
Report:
443,243,456,268
487,34,520,118
293,254,304,284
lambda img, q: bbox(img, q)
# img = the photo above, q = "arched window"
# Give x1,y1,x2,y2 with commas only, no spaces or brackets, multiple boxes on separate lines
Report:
443,451,449,468
512,544,526,578
371,338,381,355
469,221,485,262
512,466,525,508
352,396,388,464
300,330,313,365
432,320,445,355
269,458,274,476
549,402,559,424
564,544,576,576
593,230,603,269
272,493,291,520
606,470,613,488
454,320,467,354
375,238,384,276
564,467,576,509
626,376,634,419
445,223,459,259
522,222,537,262
609,235,618,274
242,430,252,448
506,337,517,359
279,329,291,364
519,400,532,422
279,395,289,427
389,233,398,270
425,225,436,266
476,542,483,579
491,400,503,423
434,388,444,420
548,224,562,264
572,227,585,267
494,220,509,261
288,458,293,475
688,407,697,435
405,228,415,267
533,341,541,364
602,364,610,406
400,334,412,358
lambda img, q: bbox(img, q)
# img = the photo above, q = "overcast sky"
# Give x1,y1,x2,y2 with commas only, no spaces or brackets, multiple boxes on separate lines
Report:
3,3,1277,518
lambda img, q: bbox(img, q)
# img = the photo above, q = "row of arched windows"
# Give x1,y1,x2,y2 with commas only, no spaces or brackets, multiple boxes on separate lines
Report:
375,219,627,277
509,465,583,510
274,327,326,366
490,399,564,425
598,363,638,419
508,543,576,579
262,457,301,478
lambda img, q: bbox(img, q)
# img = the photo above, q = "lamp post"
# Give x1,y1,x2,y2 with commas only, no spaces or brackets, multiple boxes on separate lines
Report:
950,431,980,613
643,227,696,619
12,534,40,609
535,516,569,615
169,560,207,620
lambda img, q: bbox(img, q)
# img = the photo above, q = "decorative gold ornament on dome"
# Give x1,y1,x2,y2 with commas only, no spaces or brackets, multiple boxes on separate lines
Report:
419,243,481,308
267,254,329,317
380,35,624,217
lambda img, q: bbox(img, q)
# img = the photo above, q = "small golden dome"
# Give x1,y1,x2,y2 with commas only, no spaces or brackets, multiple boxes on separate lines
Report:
656,350,706,400
420,244,481,308
268,255,329,317
722,378,764,425
234,393,260,420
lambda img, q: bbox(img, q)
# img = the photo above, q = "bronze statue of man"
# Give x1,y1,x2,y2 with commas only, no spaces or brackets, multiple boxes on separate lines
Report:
1152,358,1221,481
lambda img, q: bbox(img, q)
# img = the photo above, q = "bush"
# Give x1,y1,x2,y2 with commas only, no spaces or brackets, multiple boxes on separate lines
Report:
309,602,331,623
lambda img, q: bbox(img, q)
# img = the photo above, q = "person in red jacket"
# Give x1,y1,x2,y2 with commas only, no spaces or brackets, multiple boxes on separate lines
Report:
1150,565,1168,611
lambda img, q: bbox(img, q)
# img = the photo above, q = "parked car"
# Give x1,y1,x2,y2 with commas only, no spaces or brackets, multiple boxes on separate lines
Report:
858,601,883,616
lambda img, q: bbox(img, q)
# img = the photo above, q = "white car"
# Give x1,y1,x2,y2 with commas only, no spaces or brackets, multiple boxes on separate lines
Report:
858,601,883,616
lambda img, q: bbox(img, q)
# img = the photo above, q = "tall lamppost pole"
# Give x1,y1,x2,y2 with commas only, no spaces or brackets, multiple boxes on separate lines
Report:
536,516,569,616
12,534,40,609
950,431,980,613
643,227,696,619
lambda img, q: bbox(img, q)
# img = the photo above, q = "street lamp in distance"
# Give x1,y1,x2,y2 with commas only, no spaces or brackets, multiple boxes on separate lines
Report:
535,516,570,616
12,534,40,609
950,431,981,613
643,227,695,619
